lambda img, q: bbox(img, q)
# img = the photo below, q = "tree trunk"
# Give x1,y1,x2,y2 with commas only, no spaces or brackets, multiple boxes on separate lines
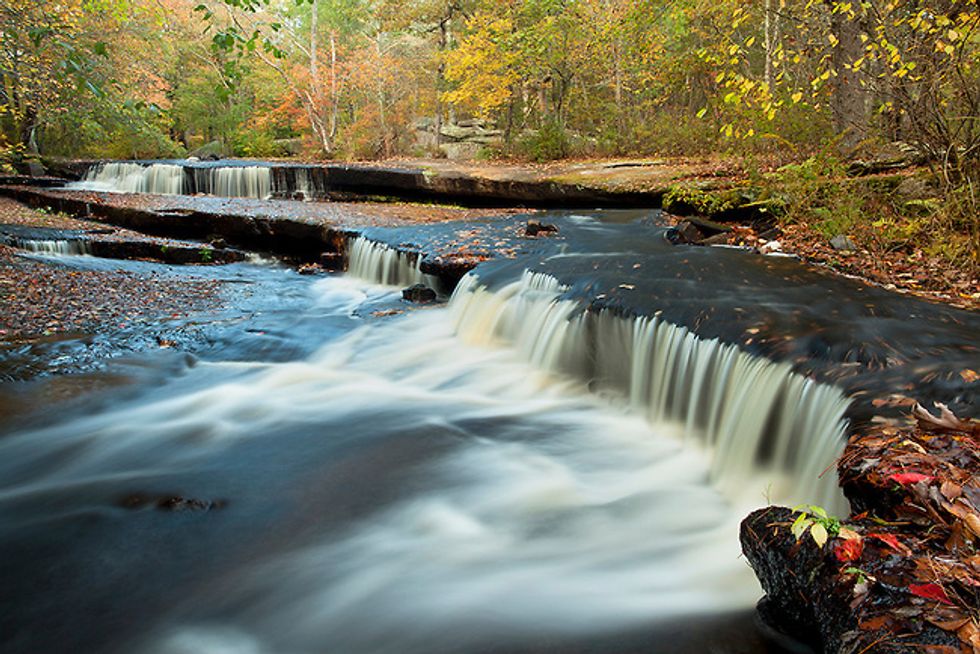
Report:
329,31,338,143
827,3,868,151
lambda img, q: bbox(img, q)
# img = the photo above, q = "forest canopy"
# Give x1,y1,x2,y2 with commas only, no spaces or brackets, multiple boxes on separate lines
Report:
3,0,980,181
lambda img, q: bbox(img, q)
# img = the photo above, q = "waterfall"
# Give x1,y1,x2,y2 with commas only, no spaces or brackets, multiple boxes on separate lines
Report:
81,162,185,195
295,169,314,200
450,270,850,510
76,162,272,199
7,238,91,256
345,236,442,290
206,166,272,199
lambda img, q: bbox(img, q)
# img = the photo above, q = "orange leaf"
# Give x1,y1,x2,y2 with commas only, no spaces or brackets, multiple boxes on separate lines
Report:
834,538,864,563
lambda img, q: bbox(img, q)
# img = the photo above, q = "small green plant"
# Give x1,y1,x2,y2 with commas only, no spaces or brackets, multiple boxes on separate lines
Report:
199,247,213,263
790,504,841,547
160,244,170,254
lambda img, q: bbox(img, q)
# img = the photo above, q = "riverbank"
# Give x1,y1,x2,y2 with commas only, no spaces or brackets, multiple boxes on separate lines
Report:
0,199,224,343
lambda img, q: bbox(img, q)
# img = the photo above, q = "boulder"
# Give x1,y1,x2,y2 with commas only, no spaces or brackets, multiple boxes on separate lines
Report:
187,141,225,160
525,219,559,237
664,221,704,245
829,235,857,251
402,283,436,303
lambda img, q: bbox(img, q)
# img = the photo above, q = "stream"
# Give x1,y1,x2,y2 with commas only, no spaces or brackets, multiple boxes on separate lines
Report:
2,195,976,654
1,245,792,654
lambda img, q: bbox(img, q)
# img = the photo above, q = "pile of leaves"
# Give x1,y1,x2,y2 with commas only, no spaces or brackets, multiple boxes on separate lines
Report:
0,244,222,340
749,403,980,652
828,404,980,652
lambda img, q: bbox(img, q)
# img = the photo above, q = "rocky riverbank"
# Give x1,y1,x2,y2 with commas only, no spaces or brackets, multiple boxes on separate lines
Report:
0,199,224,343
743,412,980,653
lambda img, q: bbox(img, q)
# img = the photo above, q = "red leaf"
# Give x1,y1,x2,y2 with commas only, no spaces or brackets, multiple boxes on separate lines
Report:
867,532,912,556
834,538,864,563
888,472,935,485
909,583,954,605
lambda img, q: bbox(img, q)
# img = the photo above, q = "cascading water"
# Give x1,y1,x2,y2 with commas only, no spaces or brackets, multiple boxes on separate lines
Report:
450,270,850,510
78,162,186,195
0,231,859,654
73,162,273,199
294,168,314,200
7,237,92,255
206,166,272,199
345,236,441,290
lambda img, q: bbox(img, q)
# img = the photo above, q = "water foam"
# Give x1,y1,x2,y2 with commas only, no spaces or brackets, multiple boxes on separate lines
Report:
450,270,849,509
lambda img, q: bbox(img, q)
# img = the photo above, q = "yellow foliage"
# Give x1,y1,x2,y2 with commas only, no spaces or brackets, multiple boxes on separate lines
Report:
442,13,519,119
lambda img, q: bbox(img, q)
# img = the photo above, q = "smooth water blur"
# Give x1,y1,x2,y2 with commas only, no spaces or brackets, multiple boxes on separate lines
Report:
0,269,783,654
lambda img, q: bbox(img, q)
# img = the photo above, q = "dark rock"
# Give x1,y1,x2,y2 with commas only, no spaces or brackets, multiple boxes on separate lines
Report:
525,219,559,237
118,493,226,512
685,215,732,238
741,506,849,650
664,221,705,245
319,252,343,270
402,283,437,303
208,237,227,249
699,232,731,246
156,496,219,512
741,506,962,654
829,235,857,251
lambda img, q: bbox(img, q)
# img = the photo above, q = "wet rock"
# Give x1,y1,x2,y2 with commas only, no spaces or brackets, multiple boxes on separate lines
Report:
319,251,343,270
156,496,225,512
829,235,857,251
742,506,965,653
118,493,226,512
525,219,559,237
297,262,322,275
402,283,437,303
699,232,731,246
208,237,227,249
664,221,704,245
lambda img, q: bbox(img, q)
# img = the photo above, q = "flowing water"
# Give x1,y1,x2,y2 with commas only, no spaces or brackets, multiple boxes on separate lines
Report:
0,228,856,653
73,162,273,199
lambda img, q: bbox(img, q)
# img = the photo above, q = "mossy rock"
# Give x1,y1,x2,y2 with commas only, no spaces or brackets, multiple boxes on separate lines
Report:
663,184,784,224
663,184,744,216
902,198,942,216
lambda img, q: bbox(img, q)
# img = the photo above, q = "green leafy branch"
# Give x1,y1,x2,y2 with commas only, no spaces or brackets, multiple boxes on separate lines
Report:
790,504,842,547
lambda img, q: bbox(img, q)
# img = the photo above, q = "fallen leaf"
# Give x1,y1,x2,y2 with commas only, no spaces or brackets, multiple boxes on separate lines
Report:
835,537,864,563
889,472,936,485
811,522,829,547
867,533,913,556
909,583,954,605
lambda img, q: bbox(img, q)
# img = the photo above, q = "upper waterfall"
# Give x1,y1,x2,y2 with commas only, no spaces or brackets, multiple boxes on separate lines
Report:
73,162,273,199
79,162,185,195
